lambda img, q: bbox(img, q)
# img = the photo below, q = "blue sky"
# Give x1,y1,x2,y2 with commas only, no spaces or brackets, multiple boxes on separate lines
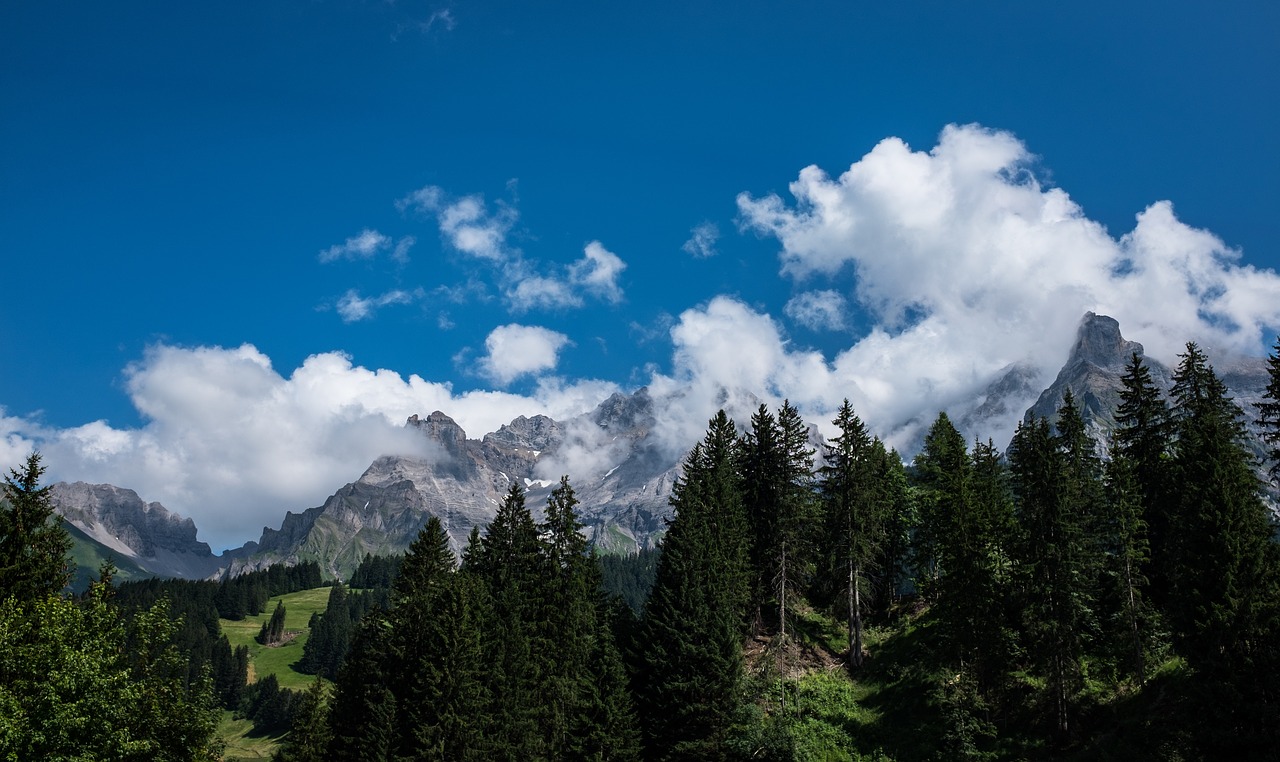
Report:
3,1,1278,550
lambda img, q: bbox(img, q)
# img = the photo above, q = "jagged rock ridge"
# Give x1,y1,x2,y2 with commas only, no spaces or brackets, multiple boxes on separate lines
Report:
49,482,224,579
227,388,680,579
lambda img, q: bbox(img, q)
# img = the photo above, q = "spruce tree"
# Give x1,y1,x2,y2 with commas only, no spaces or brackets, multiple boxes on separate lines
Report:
1100,454,1155,684
741,401,815,639
1009,416,1085,741
0,452,72,600
1259,336,1280,481
326,611,396,762
471,483,551,759
1113,352,1174,604
1165,344,1277,681
817,400,878,669
638,410,748,761
274,677,331,762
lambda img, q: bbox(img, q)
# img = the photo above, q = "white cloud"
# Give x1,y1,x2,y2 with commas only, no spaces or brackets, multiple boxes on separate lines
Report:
728,123,1280,445
0,343,616,551
391,235,415,263
480,324,572,385
400,186,626,313
336,289,419,322
682,221,720,258
785,289,848,331
569,241,626,303
319,229,392,263
400,186,517,263
509,276,582,312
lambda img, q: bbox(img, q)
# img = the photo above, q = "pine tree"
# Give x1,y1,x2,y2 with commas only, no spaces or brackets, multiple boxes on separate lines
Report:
817,400,879,669
1100,454,1155,684
327,611,396,762
257,600,287,645
471,483,551,759
540,476,597,756
0,452,72,600
866,443,917,621
638,410,748,761
274,677,331,762
913,413,969,602
1113,352,1174,604
1165,343,1277,681
741,401,815,639
1009,416,1086,741
1259,336,1280,481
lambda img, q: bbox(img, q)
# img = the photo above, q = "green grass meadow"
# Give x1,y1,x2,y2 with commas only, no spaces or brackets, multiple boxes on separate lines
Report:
219,586,332,691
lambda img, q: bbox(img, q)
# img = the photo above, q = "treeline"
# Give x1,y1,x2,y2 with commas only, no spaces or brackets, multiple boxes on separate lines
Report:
275,342,1280,761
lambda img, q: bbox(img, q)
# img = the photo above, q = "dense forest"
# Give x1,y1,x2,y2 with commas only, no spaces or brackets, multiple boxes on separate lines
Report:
3,342,1280,760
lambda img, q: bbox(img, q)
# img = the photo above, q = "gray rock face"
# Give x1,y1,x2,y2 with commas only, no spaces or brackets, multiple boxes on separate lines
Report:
49,482,224,579
1021,313,1271,471
229,390,680,579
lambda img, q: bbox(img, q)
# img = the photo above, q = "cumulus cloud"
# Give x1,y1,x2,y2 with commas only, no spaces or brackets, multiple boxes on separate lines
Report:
336,289,420,322
16,123,1280,553
319,229,393,263
682,221,719,258
785,289,848,332
480,324,573,385
0,343,616,551
719,123,1280,447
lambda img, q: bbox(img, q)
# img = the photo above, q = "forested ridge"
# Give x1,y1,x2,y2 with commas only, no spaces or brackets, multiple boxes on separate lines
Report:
3,342,1280,760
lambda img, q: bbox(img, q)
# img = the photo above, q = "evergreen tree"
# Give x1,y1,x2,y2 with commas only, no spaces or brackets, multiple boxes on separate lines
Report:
274,677,331,762
257,599,287,645
541,476,640,760
1100,454,1156,685
1259,336,1280,481
1165,344,1277,682
913,413,969,601
817,400,879,669
638,410,748,761
0,452,72,600
1113,352,1175,603
471,483,552,759
1009,412,1091,741
741,401,816,639
867,443,916,622
327,611,396,762
296,583,351,679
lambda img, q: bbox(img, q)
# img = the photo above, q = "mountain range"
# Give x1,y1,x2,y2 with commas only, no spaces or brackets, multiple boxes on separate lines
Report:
48,313,1277,583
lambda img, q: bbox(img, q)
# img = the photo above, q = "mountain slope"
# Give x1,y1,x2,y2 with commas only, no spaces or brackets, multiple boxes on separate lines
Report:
50,482,224,580
227,389,680,579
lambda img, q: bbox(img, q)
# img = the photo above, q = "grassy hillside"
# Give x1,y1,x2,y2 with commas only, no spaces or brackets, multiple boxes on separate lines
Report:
217,711,284,761
220,586,332,692
65,521,153,592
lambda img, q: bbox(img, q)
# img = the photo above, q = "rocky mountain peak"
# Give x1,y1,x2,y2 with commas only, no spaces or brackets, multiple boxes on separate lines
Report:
407,411,468,454
1071,312,1146,373
592,387,654,432
482,414,563,451
49,482,223,579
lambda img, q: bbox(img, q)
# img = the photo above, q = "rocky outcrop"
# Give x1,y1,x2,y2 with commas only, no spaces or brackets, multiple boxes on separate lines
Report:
49,482,224,579
228,391,680,579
